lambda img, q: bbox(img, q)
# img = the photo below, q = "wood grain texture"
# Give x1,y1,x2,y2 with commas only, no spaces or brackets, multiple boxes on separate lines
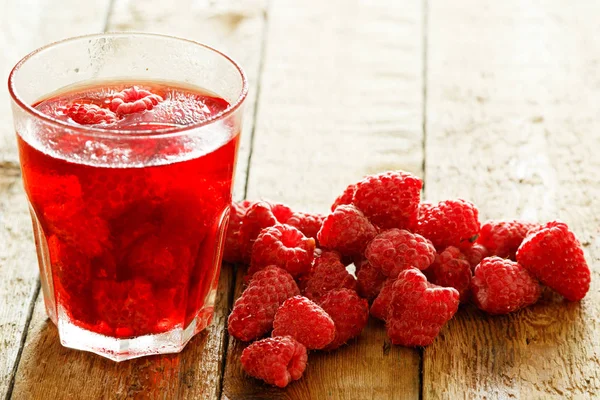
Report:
222,0,424,398
244,0,425,212
11,264,234,400
0,0,112,166
423,1,600,399
9,0,266,398
0,172,39,397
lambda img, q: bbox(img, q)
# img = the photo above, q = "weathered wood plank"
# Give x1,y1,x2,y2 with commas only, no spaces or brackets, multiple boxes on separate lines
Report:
222,0,424,398
423,1,600,398
11,264,233,400
10,0,266,398
0,0,112,166
0,2,111,396
0,172,39,397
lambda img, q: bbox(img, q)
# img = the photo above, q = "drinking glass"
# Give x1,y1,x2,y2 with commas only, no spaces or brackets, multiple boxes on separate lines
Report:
8,33,247,361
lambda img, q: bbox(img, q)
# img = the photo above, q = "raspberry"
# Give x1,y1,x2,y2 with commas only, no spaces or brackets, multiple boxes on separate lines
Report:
318,289,369,350
250,224,316,279
25,169,109,257
462,243,489,270
331,183,356,211
93,278,158,337
365,229,436,277
317,204,378,257
302,251,357,301
414,199,480,250
424,246,472,303
516,221,590,301
228,266,300,341
110,86,163,115
286,211,325,242
223,201,254,263
370,278,395,321
272,296,336,349
238,201,293,262
65,103,118,125
125,233,192,286
48,236,94,324
408,201,434,231
353,171,422,229
356,259,387,300
240,336,307,388
477,220,539,260
387,269,459,347
471,257,541,314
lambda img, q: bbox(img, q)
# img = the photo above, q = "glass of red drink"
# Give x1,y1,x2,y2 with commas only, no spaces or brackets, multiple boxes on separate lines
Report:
8,33,247,361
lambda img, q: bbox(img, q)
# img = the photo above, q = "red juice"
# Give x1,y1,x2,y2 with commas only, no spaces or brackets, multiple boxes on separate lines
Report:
18,82,239,339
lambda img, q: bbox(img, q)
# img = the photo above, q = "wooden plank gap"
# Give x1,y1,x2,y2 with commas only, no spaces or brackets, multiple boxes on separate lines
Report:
242,0,271,201
420,0,429,195
219,3,271,398
3,281,40,400
102,0,116,32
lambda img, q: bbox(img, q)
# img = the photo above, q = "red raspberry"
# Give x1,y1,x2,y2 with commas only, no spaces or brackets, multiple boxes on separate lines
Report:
462,243,489,270
223,201,254,264
93,278,158,337
250,224,316,279
477,220,539,260
331,183,356,211
365,229,436,277
125,233,192,286
241,336,307,388
228,266,300,341
516,221,590,301
286,211,325,242
414,199,480,250
370,278,395,321
238,201,293,262
387,269,459,347
110,86,163,115
272,296,336,349
408,201,434,231
471,256,541,314
318,289,369,350
424,247,472,303
353,171,422,229
356,259,387,300
302,251,357,301
317,204,378,257
66,103,118,125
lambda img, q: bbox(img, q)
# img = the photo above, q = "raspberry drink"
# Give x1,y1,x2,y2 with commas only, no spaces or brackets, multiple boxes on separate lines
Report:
9,34,247,361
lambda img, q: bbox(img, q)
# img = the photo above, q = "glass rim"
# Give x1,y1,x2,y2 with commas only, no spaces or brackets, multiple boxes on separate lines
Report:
8,32,248,139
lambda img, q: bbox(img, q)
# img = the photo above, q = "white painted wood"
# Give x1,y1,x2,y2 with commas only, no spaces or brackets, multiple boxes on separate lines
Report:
244,0,424,213
223,0,424,398
424,1,600,398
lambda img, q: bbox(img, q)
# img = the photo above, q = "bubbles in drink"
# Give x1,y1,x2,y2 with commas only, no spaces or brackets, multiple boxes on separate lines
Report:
23,82,233,168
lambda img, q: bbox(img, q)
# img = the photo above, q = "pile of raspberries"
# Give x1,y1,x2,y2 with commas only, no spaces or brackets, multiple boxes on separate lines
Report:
223,170,591,388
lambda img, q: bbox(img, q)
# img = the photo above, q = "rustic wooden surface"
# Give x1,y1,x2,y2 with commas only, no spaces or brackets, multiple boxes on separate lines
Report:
1,0,598,399
222,0,423,398
422,1,600,399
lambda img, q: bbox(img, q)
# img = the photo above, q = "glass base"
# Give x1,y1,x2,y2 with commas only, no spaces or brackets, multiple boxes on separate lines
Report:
56,306,214,362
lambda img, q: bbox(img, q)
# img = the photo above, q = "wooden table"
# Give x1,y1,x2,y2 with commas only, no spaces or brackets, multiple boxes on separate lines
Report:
1,0,598,398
